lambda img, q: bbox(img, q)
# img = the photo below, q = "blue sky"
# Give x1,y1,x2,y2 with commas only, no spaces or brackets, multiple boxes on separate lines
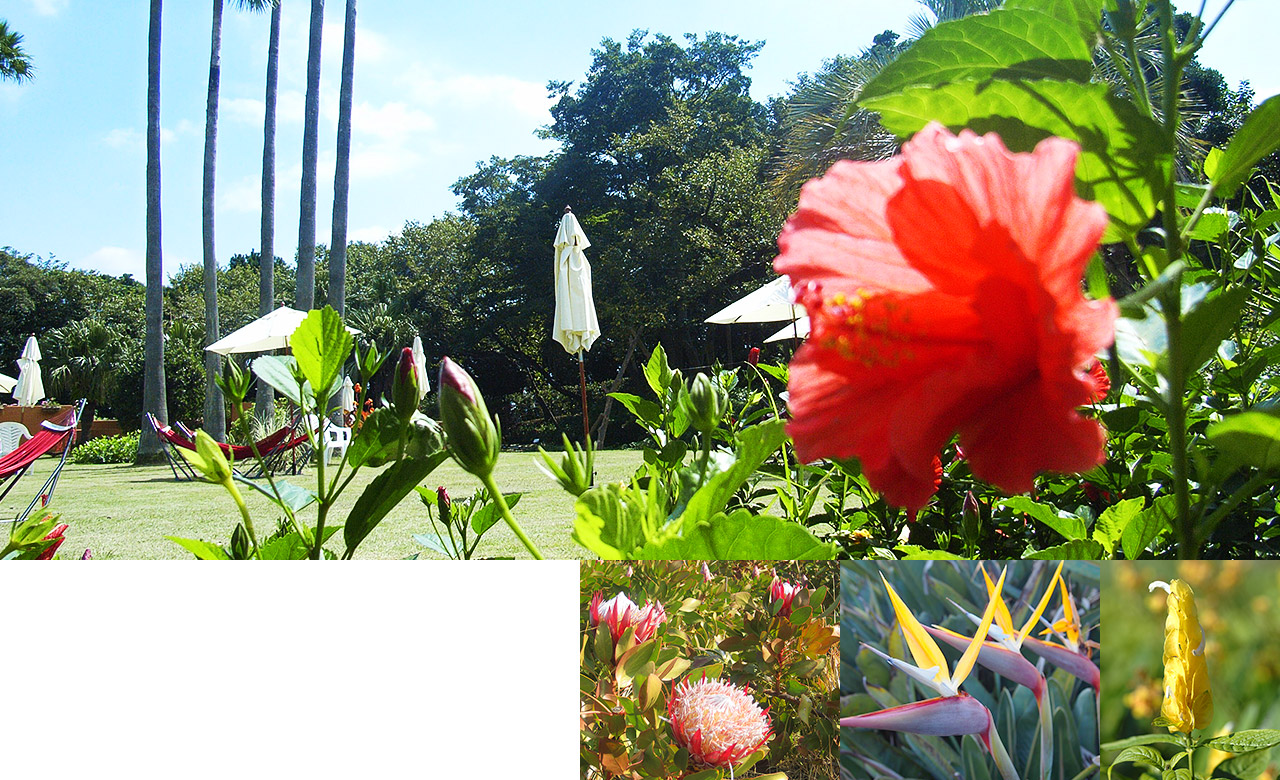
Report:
2,0,1276,282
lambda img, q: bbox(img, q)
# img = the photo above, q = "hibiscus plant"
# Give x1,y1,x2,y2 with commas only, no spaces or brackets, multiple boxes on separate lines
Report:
581,560,839,780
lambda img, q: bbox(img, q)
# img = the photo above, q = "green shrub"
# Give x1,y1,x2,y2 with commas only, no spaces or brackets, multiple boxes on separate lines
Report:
72,432,139,464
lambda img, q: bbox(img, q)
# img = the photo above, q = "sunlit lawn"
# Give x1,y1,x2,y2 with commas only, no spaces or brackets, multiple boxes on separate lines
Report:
3,450,643,560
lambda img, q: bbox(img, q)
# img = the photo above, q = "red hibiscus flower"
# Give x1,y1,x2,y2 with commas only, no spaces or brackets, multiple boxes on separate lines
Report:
1086,359,1110,402
775,123,1117,510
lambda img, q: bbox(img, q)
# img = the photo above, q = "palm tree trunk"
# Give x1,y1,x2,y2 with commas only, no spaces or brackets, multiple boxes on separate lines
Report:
296,0,324,311
202,0,226,441
256,0,281,419
139,0,168,461
329,0,356,317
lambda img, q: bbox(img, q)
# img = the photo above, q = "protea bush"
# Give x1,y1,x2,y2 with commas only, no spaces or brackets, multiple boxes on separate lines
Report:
581,560,840,779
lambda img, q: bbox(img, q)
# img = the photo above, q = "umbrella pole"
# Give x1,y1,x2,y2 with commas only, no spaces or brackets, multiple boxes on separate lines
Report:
577,351,590,445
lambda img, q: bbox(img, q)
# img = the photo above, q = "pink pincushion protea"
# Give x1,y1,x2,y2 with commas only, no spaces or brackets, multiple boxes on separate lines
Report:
588,591,667,643
769,577,801,617
668,678,772,769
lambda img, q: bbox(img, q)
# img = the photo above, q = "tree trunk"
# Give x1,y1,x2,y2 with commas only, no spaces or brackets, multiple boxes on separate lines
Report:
295,0,324,311
329,0,356,316
593,328,641,449
77,400,98,447
138,0,168,461
256,0,281,420
202,0,226,441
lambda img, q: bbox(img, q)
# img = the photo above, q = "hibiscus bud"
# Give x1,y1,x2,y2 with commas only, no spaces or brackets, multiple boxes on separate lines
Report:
962,491,981,549
436,486,452,528
216,359,251,404
182,429,234,484
391,347,422,423
438,356,501,479
747,347,760,366
37,523,69,561
81,548,92,560
684,373,726,435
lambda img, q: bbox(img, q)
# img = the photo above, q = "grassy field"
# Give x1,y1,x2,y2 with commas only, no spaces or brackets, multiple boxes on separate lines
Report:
3,450,643,560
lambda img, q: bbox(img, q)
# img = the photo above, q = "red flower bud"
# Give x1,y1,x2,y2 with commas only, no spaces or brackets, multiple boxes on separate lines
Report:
38,523,69,561
747,347,760,366
391,347,423,421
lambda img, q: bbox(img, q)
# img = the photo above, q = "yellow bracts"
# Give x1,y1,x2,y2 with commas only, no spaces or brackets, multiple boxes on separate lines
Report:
1150,579,1214,733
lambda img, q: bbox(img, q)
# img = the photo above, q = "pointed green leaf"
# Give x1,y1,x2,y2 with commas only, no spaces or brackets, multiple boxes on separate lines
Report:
234,476,318,513
1026,539,1104,559
344,452,448,553
1092,497,1144,557
471,492,521,536
1212,96,1280,198
863,79,1170,241
1121,495,1175,559
677,418,788,529
1002,496,1086,540
289,306,353,400
1182,287,1249,372
637,509,836,560
251,355,308,406
1207,411,1280,472
165,536,231,560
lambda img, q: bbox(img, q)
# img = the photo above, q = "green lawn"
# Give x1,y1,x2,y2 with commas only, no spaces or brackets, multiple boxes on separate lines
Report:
3,450,643,560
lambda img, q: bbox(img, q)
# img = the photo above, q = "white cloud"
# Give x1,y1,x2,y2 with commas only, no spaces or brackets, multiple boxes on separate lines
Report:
102,122,194,151
224,97,265,124
402,66,552,121
351,101,436,141
27,0,67,16
349,144,422,179
79,246,144,278
218,174,262,215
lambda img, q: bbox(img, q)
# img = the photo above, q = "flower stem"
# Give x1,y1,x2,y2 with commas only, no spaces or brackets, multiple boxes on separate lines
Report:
227,481,260,559
480,472,544,560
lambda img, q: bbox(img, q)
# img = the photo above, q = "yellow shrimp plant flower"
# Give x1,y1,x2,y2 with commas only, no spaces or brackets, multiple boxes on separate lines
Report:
1149,579,1213,733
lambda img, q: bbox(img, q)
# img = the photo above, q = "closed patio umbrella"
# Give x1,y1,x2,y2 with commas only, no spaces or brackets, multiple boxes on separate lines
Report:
552,207,600,444
339,375,355,418
14,335,45,406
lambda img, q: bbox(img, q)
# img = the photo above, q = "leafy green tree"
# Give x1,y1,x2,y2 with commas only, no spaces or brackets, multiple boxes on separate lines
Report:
0,19,33,83
45,319,123,444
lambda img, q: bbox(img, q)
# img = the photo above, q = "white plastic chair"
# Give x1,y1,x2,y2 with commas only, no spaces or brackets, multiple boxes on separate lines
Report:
0,421,32,458
306,415,351,465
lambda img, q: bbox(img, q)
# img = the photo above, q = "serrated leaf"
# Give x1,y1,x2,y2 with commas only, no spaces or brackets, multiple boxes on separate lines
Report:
1002,496,1086,540
251,354,307,406
637,508,836,560
165,536,230,560
1026,539,1104,559
1093,497,1144,557
1183,287,1249,372
1121,495,1175,559
470,492,521,536
290,306,353,400
1207,411,1280,472
1212,95,1280,198
234,475,318,513
863,79,1170,241
1103,734,1187,752
859,0,1100,102
1203,730,1280,753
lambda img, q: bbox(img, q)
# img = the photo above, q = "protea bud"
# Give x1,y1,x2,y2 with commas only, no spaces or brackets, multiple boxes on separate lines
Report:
669,678,772,769
588,591,667,643
769,577,801,617
391,347,423,423
438,356,501,478
1150,579,1213,733
684,372,726,434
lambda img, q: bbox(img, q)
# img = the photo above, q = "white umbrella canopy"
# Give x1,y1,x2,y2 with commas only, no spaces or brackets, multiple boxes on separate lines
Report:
705,276,804,324
0,373,15,394
339,375,356,415
14,335,45,406
552,209,601,355
765,316,810,343
206,306,359,355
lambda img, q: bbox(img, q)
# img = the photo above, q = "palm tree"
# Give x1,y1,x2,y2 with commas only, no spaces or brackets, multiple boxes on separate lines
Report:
257,0,282,418
139,0,168,461
47,320,123,446
329,0,356,316
0,20,33,82
201,0,227,441
296,0,324,311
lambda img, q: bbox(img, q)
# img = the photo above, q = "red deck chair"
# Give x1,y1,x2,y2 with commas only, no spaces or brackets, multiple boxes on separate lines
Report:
1,400,85,525
147,414,309,480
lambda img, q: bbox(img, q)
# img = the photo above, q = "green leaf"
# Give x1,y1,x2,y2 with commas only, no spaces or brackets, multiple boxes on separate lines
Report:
859,0,1100,103
677,419,788,530
1103,734,1186,752
346,408,406,469
1001,496,1086,540
1203,730,1280,754
895,545,965,559
289,306,353,401
573,483,660,559
471,492,521,536
1107,746,1163,778
412,532,455,557
1121,495,1175,559
606,392,662,430
1026,539,1104,559
1213,748,1271,780
1207,411,1280,472
1186,210,1230,242
1182,287,1249,372
233,476,318,513
863,79,1170,241
344,452,448,554
1212,95,1280,199
165,536,231,560
637,509,836,560
1092,497,1144,557
251,355,308,406
259,532,312,560
642,344,672,398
